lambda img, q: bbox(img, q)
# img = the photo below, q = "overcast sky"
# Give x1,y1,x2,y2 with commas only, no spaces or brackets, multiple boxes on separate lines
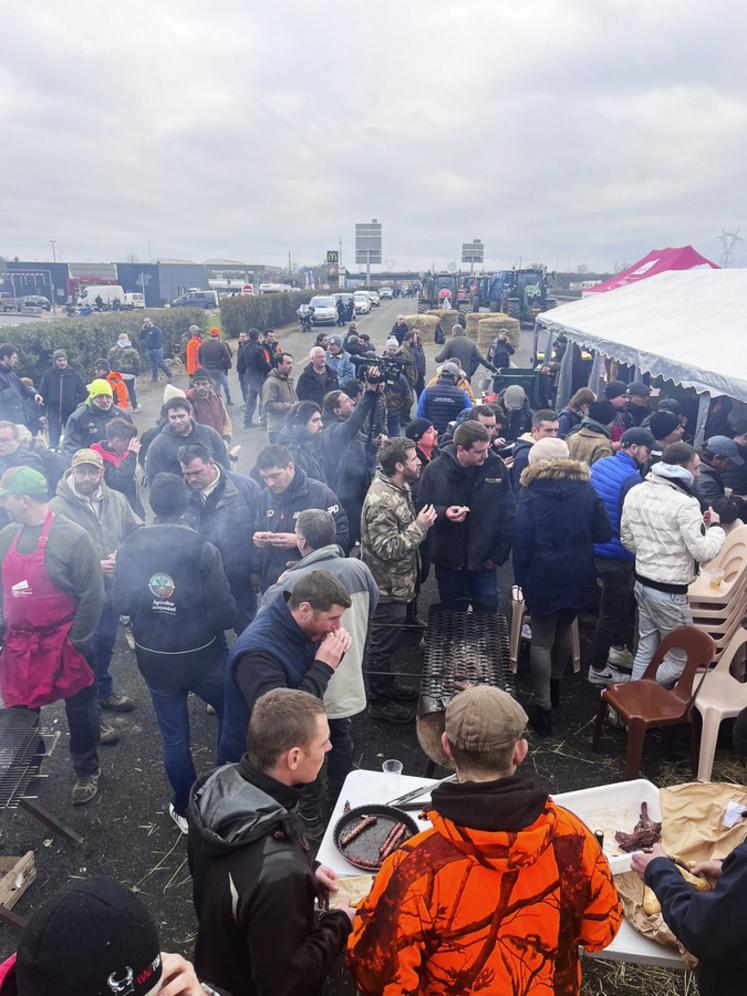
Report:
3,0,747,272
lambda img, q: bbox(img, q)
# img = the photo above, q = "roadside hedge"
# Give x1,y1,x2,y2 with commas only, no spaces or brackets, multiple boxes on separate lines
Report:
0,309,207,384
220,291,313,339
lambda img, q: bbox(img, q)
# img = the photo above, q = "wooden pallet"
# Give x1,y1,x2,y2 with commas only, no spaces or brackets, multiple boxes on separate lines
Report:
0,852,36,930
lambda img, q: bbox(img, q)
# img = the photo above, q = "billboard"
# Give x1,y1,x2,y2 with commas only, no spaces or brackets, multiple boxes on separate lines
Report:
461,239,484,264
355,220,382,265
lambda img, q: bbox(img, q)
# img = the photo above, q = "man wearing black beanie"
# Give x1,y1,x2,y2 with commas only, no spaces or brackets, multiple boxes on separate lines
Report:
112,473,236,835
566,399,616,466
0,875,221,995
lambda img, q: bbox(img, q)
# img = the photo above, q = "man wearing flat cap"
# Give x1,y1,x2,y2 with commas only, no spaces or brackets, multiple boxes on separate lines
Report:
348,686,622,995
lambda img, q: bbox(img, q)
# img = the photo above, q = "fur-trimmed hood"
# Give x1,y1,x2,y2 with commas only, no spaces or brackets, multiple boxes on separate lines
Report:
520,458,590,488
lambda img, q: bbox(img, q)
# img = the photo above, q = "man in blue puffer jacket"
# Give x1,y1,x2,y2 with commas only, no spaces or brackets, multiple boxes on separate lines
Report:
588,427,655,685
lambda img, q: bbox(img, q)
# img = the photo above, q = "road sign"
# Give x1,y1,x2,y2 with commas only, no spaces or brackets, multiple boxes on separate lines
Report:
241,284,254,295
355,220,382,265
461,239,484,264
326,250,339,264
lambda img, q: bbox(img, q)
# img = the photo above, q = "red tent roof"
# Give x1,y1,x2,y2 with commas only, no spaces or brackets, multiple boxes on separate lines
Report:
588,246,719,294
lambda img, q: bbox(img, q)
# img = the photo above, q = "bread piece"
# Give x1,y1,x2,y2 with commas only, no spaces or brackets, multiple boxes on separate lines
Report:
330,875,374,909
643,865,710,917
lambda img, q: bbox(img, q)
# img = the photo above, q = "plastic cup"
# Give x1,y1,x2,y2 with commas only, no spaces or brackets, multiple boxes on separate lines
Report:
709,569,725,590
382,759,403,776
382,758,403,795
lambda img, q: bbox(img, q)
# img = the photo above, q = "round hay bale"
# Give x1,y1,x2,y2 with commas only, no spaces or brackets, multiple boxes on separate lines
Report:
426,308,460,338
465,310,505,340
401,313,439,345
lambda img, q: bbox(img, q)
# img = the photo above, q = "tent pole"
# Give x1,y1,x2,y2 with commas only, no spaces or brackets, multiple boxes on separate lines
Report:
694,392,711,447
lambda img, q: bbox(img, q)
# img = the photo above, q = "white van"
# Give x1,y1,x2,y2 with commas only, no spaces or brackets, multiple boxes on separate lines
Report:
123,292,145,309
78,284,126,309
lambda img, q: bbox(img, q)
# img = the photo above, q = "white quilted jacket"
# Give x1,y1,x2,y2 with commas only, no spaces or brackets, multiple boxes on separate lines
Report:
620,470,725,584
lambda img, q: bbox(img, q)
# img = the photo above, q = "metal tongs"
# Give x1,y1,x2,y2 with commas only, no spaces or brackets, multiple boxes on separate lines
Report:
386,774,456,808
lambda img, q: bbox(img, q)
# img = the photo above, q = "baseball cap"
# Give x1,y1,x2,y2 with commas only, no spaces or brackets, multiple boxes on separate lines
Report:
621,427,656,448
328,334,343,347
446,686,528,752
208,327,220,337
15,876,162,996
440,362,460,378
706,435,745,465
627,381,652,398
528,437,569,464
604,379,627,400
649,411,681,440
0,466,48,498
71,448,104,470
87,378,113,399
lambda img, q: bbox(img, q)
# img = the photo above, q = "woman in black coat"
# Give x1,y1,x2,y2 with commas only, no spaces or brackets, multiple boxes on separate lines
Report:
513,439,611,735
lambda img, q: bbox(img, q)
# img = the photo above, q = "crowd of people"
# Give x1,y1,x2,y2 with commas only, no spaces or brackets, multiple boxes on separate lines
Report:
1,311,746,995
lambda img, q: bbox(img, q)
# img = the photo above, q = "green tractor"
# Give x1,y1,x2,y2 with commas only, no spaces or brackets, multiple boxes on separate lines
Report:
488,268,557,324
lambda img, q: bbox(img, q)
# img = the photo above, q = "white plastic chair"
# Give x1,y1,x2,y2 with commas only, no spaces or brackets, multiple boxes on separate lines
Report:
694,627,747,782
509,586,581,675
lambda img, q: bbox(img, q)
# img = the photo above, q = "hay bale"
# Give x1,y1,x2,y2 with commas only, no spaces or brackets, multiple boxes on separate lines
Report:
477,315,520,351
401,313,439,345
426,308,460,338
465,310,505,339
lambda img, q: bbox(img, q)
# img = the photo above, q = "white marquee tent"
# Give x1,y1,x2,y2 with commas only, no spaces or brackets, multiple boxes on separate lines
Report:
537,269,747,405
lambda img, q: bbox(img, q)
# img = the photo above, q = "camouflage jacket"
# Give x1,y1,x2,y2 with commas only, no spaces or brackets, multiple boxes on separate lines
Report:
361,471,428,603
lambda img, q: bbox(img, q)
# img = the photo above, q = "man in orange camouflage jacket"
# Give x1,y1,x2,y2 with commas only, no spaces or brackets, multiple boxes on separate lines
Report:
347,686,622,994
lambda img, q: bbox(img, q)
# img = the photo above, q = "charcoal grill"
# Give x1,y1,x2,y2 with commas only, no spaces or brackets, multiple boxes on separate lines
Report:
417,605,514,768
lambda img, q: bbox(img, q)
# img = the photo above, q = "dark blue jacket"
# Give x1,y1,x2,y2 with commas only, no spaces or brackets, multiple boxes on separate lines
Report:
511,436,533,490
416,378,471,434
590,450,641,561
557,407,582,439
646,842,747,996
145,324,164,350
218,594,333,764
513,459,612,614
253,467,349,590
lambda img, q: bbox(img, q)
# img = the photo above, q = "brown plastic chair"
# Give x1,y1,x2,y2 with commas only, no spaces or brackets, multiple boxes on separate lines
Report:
591,626,716,780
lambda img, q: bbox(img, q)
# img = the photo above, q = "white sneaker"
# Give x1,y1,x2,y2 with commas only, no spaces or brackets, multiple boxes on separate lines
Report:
608,646,634,668
587,665,631,687
169,803,188,836
607,705,626,729
521,623,532,641
206,703,216,715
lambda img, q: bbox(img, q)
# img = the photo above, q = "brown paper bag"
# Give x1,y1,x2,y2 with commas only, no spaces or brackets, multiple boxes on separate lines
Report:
660,782,747,863
614,872,696,968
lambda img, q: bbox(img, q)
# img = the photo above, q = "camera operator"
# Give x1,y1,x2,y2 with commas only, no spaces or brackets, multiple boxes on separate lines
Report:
380,339,413,437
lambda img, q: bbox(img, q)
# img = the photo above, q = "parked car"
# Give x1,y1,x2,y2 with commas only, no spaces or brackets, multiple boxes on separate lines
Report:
378,286,393,299
367,290,380,307
0,293,20,313
22,295,52,311
306,295,337,325
353,291,371,314
172,289,219,309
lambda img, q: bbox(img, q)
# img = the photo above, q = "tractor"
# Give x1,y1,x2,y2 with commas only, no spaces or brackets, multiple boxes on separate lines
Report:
484,267,557,324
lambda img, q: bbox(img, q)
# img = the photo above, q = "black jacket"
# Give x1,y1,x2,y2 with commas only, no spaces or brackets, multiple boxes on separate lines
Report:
320,389,378,502
510,436,533,489
39,366,87,423
144,324,164,350
112,518,235,688
646,842,747,996
183,469,261,630
145,421,228,481
237,342,271,384
0,368,36,426
254,468,349,589
695,460,726,509
487,338,515,370
187,758,351,996
61,401,132,456
276,424,327,483
503,403,533,441
198,338,232,372
435,335,494,377
417,444,515,571
296,363,339,408
391,320,410,344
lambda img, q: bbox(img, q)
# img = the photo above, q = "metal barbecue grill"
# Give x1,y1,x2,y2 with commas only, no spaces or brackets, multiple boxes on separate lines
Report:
417,605,514,769
0,708,57,810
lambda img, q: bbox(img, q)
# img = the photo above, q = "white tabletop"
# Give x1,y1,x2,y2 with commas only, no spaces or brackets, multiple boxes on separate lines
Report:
318,769,685,971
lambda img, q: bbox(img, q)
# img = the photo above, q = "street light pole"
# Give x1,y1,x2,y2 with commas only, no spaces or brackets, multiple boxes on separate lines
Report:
49,240,57,314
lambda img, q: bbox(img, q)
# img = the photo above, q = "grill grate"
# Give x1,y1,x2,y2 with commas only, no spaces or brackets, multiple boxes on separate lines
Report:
420,605,514,713
0,709,59,809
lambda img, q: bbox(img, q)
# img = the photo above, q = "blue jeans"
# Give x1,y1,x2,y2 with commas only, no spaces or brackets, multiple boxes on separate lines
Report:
210,370,232,403
435,564,498,612
148,348,171,382
147,665,225,815
243,382,262,426
387,413,402,437
91,597,119,700
23,682,99,775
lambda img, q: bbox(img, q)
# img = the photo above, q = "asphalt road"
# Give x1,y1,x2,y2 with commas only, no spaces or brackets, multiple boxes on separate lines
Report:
0,302,692,994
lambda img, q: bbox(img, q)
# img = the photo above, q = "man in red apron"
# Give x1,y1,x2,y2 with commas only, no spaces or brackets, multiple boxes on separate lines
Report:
0,466,104,804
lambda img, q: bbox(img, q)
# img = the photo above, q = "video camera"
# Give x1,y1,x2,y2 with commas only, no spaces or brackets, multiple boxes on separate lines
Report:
362,354,407,389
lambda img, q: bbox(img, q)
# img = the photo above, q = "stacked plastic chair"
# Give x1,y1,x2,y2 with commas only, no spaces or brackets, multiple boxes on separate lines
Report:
688,525,747,663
